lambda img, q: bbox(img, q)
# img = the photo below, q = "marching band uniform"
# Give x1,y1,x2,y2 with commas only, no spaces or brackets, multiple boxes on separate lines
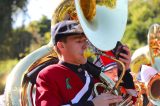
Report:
36,61,101,106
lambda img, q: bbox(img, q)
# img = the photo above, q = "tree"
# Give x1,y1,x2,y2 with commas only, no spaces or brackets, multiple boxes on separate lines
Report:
122,0,160,53
11,28,33,59
0,0,28,59
38,16,51,37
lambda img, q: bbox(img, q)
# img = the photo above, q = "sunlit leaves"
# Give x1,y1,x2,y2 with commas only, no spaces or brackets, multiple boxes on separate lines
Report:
123,0,160,53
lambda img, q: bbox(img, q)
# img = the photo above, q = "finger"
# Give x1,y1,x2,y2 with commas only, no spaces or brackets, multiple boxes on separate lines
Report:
101,92,119,97
122,46,131,56
119,57,130,70
104,94,122,100
121,95,132,105
119,53,130,60
105,97,123,104
101,92,113,97
99,92,112,98
122,45,129,49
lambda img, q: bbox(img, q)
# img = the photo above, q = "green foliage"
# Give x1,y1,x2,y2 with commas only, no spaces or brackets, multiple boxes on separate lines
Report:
0,59,18,94
122,0,160,53
44,32,51,44
0,28,34,60
0,59,18,75
38,16,51,37
0,0,28,59
12,28,34,59
0,15,51,60
26,16,51,45
0,0,28,42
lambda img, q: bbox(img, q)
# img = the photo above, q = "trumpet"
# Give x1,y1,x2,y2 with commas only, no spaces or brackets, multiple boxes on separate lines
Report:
93,50,125,95
92,50,133,106
84,44,133,106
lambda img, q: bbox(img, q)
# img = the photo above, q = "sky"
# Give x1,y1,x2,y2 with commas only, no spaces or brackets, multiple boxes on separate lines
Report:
13,0,62,28
13,0,134,28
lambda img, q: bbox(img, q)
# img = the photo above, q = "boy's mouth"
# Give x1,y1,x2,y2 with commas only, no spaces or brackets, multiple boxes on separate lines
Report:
83,49,91,59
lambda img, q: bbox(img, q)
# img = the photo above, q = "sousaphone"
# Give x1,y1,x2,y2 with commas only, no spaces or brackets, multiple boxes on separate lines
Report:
131,24,160,106
146,24,160,105
4,0,128,106
148,24,160,71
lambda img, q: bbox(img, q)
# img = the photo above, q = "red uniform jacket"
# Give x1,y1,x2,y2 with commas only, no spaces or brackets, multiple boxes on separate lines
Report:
36,60,136,106
36,62,95,106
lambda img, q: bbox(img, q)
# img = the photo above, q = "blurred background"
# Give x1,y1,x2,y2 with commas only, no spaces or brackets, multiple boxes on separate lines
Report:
0,0,160,95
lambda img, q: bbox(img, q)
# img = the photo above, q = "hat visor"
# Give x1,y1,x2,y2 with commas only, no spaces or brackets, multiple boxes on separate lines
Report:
55,32,85,43
102,65,117,72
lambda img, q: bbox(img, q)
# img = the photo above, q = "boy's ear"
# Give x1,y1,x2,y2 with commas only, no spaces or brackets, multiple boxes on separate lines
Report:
57,42,64,49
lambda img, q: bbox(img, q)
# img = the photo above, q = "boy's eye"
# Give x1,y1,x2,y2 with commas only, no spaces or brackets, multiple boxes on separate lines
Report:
75,38,88,44
107,71,113,73
76,40,81,43
76,39,84,43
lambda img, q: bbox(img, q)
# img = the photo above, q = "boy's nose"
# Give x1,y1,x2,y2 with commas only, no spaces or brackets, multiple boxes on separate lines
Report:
83,40,89,49
114,77,118,82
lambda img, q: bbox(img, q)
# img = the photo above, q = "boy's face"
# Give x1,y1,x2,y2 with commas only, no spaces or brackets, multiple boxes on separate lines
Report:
60,34,88,65
104,67,118,82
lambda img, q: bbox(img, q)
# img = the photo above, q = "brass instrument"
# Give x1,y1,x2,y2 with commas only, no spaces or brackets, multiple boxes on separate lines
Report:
134,79,145,106
148,24,160,71
93,51,125,95
146,24,160,105
131,45,151,74
20,52,58,106
4,0,128,106
131,24,160,105
4,44,57,106
93,51,133,106
146,73,160,105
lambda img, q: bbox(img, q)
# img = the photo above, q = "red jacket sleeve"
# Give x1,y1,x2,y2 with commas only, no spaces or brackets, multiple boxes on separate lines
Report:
36,69,63,106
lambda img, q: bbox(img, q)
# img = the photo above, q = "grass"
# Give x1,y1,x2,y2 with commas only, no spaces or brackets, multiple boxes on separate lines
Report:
0,59,18,94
